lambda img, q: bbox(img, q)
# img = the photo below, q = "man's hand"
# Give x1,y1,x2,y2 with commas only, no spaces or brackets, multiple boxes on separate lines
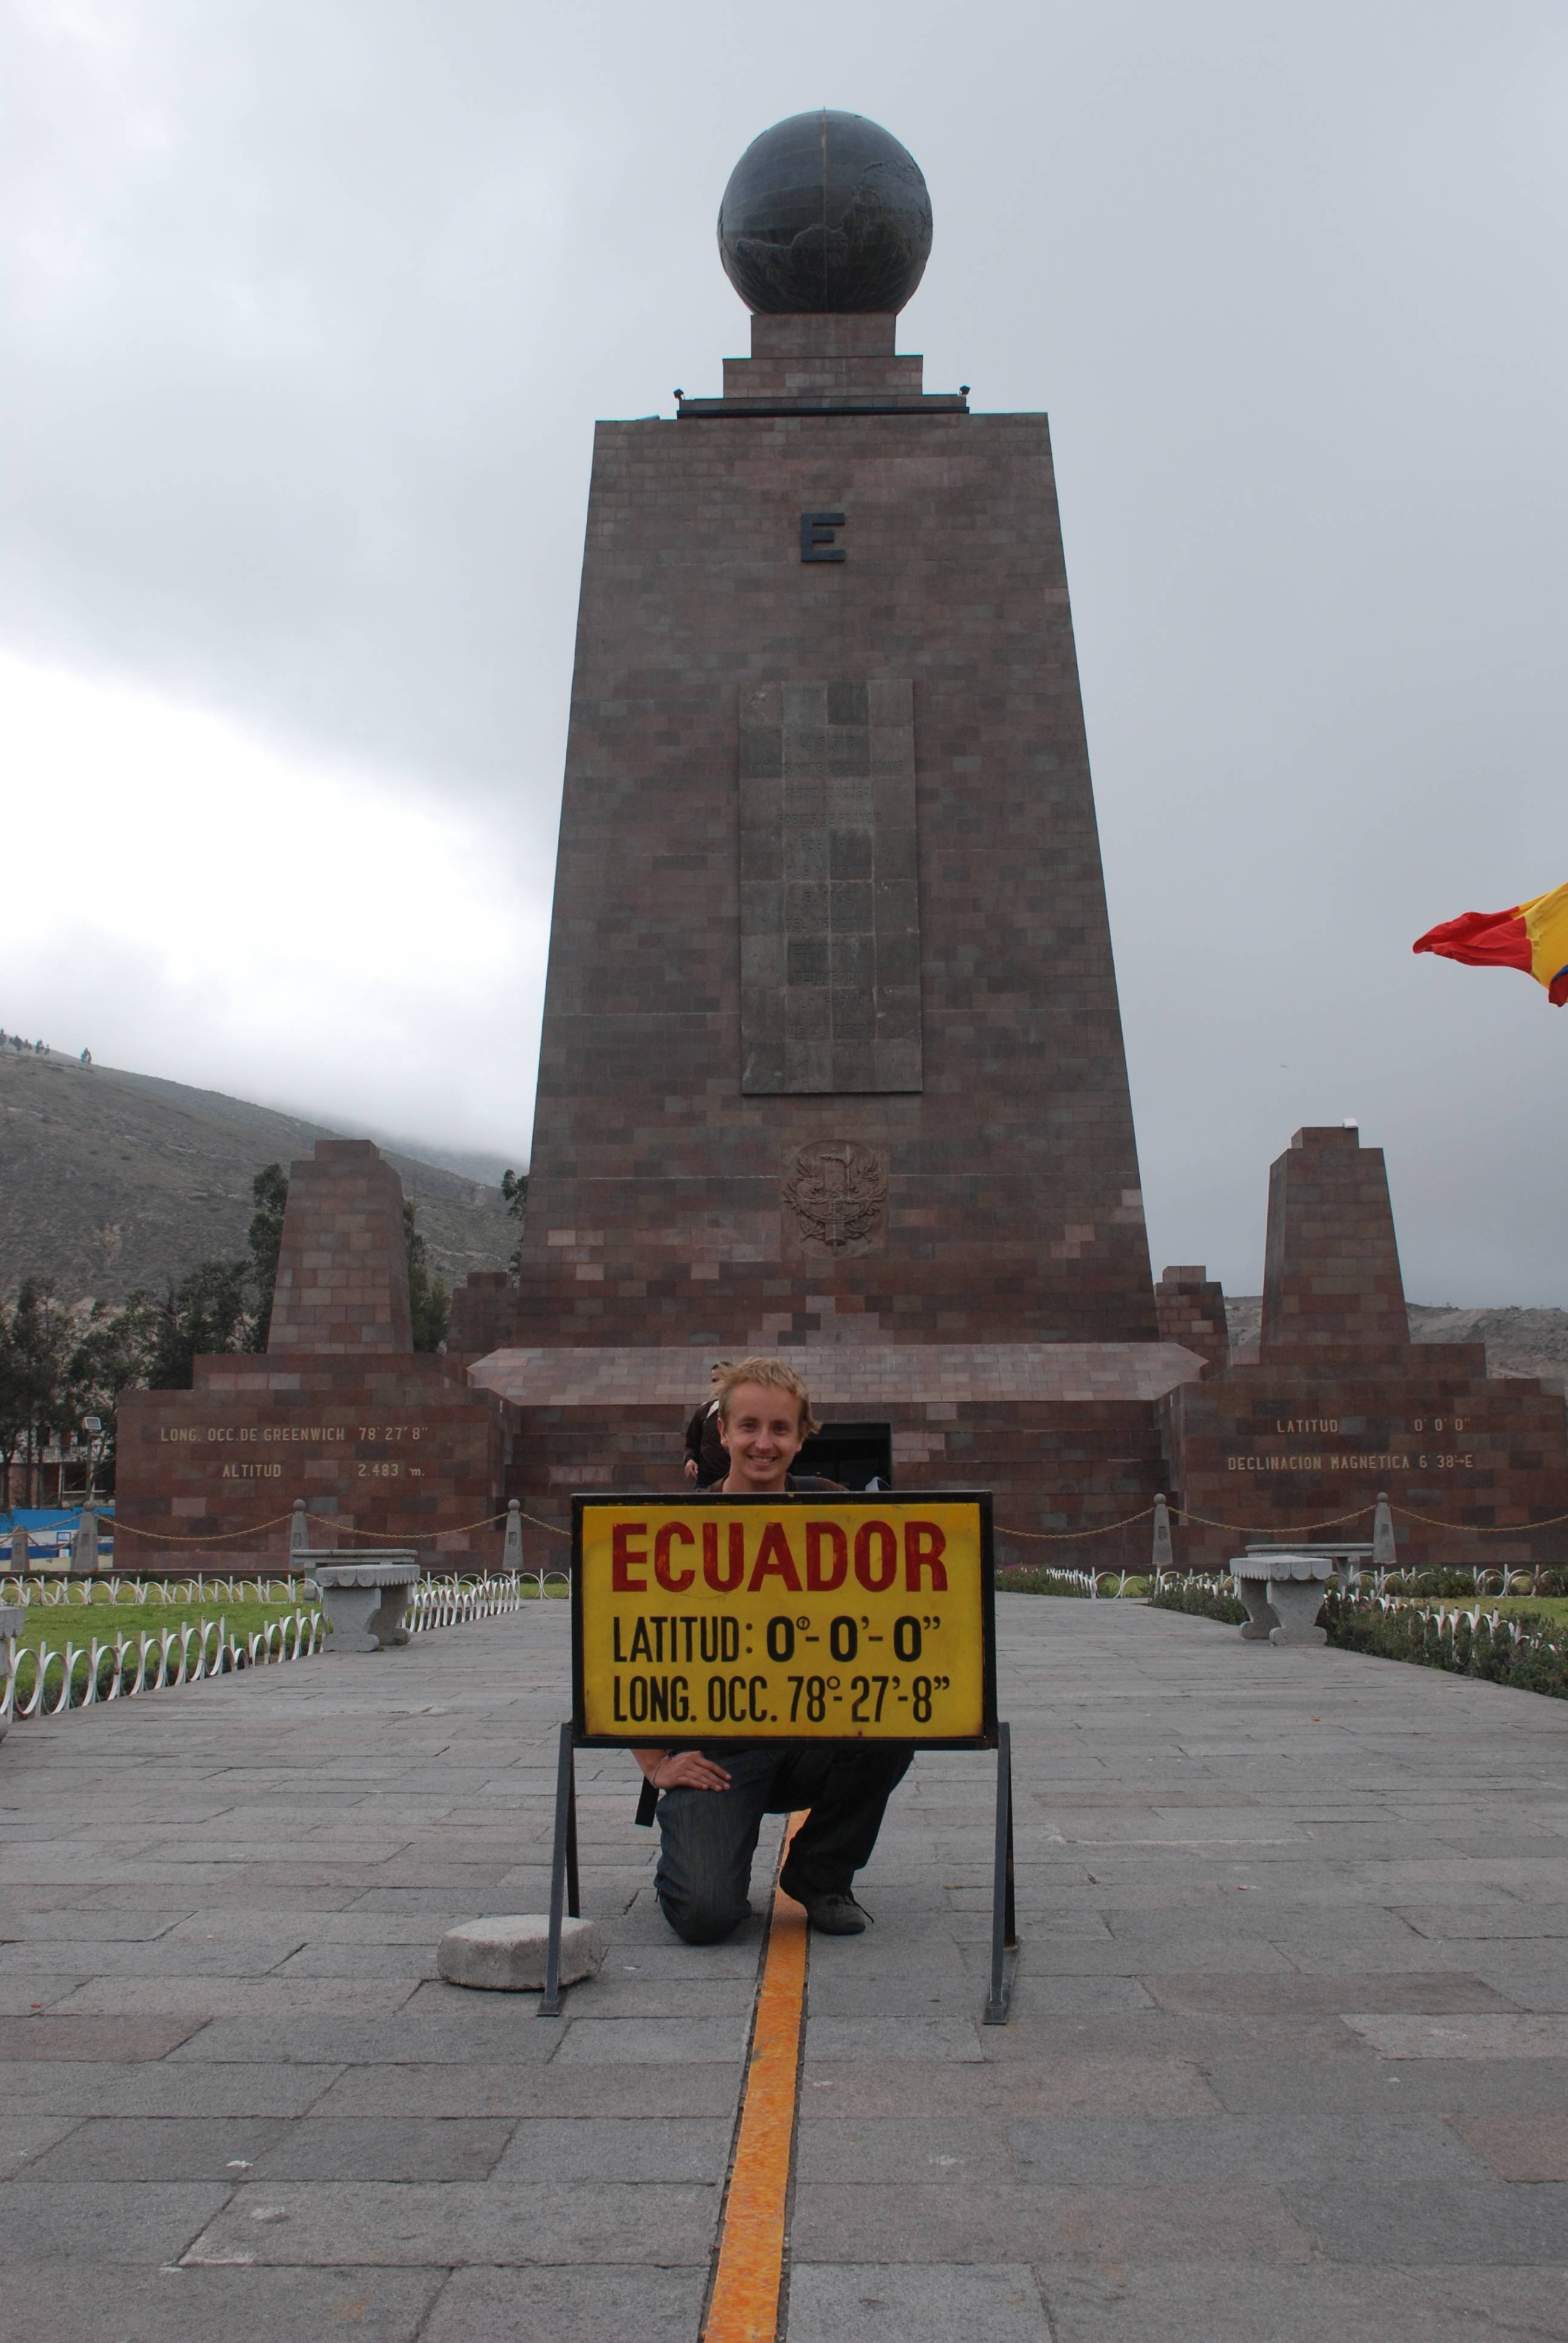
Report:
639,1750,731,1792
682,1458,699,1481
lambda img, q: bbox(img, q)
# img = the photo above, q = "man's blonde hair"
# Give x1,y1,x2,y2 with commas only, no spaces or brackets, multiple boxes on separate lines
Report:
715,1356,820,1437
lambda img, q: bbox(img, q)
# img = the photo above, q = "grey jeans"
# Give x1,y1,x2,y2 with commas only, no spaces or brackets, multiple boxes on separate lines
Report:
653,1741,913,1944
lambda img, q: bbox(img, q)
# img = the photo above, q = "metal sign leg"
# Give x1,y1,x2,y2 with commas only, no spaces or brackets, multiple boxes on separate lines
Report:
984,1720,1018,2025
541,1721,579,2017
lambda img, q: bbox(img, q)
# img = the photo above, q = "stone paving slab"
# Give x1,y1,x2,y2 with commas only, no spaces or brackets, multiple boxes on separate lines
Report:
21,2267,444,2343
1,1597,1567,2338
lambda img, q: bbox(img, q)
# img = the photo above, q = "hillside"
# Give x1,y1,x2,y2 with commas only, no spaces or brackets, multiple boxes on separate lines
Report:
0,1050,514,1303
1225,1296,1568,1395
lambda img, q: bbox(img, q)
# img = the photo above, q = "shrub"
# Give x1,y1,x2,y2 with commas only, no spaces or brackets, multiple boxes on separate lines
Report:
1322,1593,1568,1701
1148,1577,1247,1626
1381,1568,1568,1600
994,1568,1154,1599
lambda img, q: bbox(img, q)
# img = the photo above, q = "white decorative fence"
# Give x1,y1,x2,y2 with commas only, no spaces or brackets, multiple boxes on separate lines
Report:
405,1573,535,1629
1338,1588,1567,1655
0,1570,547,1726
1,1610,325,1722
1,1576,304,1609
995,1567,1147,1599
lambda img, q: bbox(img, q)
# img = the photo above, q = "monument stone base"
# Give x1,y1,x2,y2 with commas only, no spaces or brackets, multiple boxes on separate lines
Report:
1163,1345,1568,1573
469,1341,1205,1561
117,1352,508,1569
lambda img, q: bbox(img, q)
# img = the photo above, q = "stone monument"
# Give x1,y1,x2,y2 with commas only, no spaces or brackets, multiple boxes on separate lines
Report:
451,112,1568,1566
459,110,1207,1545
117,1141,506,1567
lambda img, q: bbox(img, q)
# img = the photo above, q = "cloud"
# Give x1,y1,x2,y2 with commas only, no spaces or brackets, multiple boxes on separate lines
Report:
0,651,542,1150
2,0,1567,1297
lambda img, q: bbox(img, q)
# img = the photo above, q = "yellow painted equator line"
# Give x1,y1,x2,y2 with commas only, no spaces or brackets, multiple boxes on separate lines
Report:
702,1813,809,2343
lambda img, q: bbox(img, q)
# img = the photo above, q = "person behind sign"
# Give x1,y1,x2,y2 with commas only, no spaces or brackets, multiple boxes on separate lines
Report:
633,1357,912,1941
681,1361,731,1488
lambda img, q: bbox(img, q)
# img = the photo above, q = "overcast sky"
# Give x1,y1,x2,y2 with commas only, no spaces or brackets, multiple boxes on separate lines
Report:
2,0,1566,1302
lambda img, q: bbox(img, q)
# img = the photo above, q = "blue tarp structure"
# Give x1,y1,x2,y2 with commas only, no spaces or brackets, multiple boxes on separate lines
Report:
0,1506,116,1560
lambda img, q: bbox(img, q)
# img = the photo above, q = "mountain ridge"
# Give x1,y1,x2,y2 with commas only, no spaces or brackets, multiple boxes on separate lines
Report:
1224,1296,1568,1395
0,1049,514,1303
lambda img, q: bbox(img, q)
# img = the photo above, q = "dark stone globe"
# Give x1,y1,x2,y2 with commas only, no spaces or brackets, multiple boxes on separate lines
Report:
717,110,933,315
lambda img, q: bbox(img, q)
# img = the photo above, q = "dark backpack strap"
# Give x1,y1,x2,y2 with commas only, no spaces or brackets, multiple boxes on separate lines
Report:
634,1777,658,1829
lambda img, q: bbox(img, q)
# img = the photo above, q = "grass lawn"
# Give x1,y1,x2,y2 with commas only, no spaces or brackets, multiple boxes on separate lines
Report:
4,1567,569,1680
8,1596,319,1660
995,1570,1152,1598
4,1594,322,1713
1434,1595,1568,1631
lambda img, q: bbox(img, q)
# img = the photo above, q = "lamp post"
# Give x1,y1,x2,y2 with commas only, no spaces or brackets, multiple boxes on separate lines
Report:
81,1416,102,1507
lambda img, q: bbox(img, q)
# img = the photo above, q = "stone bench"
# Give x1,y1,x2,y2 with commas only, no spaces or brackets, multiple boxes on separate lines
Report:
1244,1539,1373,1590
1230,1553,1334,1646
299,1554,420,1652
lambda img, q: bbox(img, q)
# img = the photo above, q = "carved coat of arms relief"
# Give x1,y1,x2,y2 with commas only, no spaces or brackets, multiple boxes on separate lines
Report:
782,1140,888,1257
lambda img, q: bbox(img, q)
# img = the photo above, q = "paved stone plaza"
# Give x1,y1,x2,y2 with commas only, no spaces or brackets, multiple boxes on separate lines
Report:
2,1599,1567,2340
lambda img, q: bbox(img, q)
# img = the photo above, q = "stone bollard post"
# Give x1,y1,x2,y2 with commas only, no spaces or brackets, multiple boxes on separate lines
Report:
289,1500,309,1562
1372,1491,1396,1575
9,1525,28,1576
69,1507,100,1575
1151,1492,1173,1584
503,1501,523,1575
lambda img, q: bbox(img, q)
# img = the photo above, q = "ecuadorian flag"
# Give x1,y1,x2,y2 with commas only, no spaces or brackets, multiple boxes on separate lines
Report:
1414,883,1568,1006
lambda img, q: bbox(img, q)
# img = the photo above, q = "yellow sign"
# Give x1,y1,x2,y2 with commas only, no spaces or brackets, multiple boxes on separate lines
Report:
572,1493,995,1748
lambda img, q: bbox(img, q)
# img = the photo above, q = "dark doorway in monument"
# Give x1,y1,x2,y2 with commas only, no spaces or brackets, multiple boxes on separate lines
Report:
797,1421,893,1490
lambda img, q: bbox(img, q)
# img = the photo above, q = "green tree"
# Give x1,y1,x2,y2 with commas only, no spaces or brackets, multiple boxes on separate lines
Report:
0,1280,75,1508
0,1302,29,1514
501,1167,528,1275
246,1162,289,1350
65,1294,161,1498
139,1160,287,1389
403,1202,449,1352
148,1259,252,1391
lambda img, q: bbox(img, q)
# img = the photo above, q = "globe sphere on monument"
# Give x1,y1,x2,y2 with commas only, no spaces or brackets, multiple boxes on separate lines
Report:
717,108,933,315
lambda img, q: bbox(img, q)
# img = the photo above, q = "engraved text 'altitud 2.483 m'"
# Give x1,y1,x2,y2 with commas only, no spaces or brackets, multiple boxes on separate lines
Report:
739,679,921,1095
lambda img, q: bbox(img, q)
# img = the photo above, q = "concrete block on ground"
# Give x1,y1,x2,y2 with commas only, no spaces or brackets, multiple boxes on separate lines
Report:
438,1914,606,1993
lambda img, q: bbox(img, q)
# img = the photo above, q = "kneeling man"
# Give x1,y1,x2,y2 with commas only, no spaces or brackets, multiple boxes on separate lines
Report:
635,1357,911,1941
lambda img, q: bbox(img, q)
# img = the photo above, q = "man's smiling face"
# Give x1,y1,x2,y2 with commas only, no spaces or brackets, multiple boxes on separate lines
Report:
719,1381,805,1493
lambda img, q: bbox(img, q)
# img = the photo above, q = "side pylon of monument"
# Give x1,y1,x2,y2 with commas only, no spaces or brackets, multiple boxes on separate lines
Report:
117,1141,507,1568
1162,1128,1568,1570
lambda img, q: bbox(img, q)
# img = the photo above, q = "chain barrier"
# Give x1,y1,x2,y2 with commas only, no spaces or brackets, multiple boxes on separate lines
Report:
995,1501,1369,1544
993,1509,1154,1542
66,1486,1568,1576
1388,1502,1568,1535
297,1507,572,1545
299,1511,509,1545
1170,1502,1376,1536
106,1513,296,1543
71,1506,574,1560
